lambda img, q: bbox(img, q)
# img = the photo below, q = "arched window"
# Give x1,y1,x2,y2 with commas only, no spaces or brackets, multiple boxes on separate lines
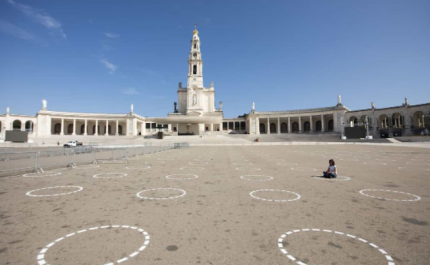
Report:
25,121,33,132
281,123,288,133
13,120,22,130
379,114,389,129
108,125,112,135
270,123,276,133
353,118,358,126
304,121,310,132
67,124,73,134
259,123,266,133
194,43,196,49
328,120,334,131
193,65,197,74
80,125,85,134
54,123,61,134
413,111,424,127
118,125,123,135
292,122,299,132
316,121,322,131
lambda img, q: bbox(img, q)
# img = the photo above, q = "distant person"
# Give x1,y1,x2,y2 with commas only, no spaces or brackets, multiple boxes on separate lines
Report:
323,159,337,178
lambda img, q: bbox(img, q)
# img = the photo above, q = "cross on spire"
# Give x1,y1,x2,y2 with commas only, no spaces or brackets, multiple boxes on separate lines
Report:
194,23,197,30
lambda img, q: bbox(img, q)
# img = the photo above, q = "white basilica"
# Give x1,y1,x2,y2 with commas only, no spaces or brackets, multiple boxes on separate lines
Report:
1,27,429,141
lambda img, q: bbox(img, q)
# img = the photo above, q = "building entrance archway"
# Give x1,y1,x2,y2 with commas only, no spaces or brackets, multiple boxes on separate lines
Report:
13,120,21,130
281,122,288,133
292,122,299,133
259,123,266,133
270,123,276,133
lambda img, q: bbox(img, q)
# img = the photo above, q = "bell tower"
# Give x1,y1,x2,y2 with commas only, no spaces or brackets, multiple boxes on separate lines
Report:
187,23,203,89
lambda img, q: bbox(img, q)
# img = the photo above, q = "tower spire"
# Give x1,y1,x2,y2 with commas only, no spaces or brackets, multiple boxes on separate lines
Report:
188,24,203,88
193,23,199,35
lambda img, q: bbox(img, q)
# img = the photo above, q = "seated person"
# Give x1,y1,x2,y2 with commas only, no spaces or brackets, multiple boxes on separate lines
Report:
323,159,337,178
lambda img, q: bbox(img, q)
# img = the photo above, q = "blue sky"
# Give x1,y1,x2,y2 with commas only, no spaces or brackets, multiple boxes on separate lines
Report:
1,0,429,118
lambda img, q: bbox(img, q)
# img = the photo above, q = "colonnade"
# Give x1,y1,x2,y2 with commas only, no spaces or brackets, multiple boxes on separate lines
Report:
52,118,127,136
256,114,333,134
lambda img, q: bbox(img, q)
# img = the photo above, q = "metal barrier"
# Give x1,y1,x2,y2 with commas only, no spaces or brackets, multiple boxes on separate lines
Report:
0,142,183,176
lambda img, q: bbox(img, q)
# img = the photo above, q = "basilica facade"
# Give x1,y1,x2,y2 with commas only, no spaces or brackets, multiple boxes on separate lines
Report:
1,28,429,141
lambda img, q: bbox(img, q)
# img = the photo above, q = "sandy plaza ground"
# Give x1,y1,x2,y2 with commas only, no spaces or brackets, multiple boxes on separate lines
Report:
0,144,429,265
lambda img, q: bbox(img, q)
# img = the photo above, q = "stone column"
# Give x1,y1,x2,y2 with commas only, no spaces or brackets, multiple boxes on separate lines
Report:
84,119,87,135
310,116,313,132
142,122,146,135
277,117,280,134
422,115,425,127
21,121,25,131
105,120,108,136
60,118,64,135
133,118,138,136
321,115,325,132
219,123,223,132
267,118,270,134
210,124,214,131
298,116,302,133
256,117,260,134
72,119,76,135
141,121,146,135
226,122,229,130
288,117,291,133
116,120,119,135
95,120,98,135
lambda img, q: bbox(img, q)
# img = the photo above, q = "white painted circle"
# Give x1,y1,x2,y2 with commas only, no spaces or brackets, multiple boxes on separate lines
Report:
240,175,273,181
180,167,205,170
236,167,261,171
37,225,150,265
23,172,62,178
75,165,100,169
93,172,127,178
312,176,351,181
363,162,387,166
277,162,298,166
136,188,186,200
101,160,124,164
398,167,429,171
144,161,165,164
189,162,208,165
359,189,421,202
291,167,317,171
26,186,83,197
277,228,394,265
126,166,151,170
250,189,300,202
166,174,198,180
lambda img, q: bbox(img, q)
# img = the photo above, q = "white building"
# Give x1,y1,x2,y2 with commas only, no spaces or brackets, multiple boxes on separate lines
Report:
1,28,429,141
